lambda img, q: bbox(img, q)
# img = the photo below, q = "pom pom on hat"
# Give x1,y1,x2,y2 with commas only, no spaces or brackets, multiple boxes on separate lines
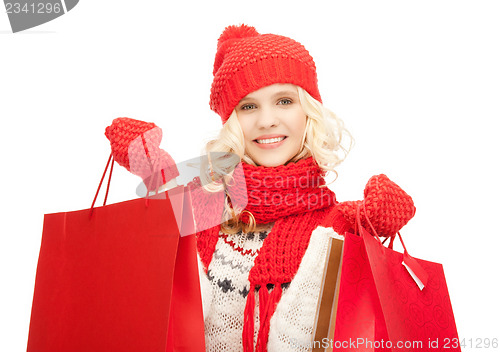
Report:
213,24,260,76
209,24,322,124
217,24,259,49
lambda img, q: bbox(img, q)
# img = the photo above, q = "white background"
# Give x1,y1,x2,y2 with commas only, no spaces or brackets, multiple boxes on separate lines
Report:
1,0,499,350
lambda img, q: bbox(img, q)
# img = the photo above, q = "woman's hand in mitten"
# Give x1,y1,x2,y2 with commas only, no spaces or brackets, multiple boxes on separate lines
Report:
104,117,179,191
326,174,416,237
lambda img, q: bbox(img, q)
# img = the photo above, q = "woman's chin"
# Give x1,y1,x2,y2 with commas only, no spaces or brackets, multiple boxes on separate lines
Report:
246,142,300,167
248,153,290,167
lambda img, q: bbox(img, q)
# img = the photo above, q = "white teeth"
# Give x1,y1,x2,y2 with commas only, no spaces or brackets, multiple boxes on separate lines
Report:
256,137,285,144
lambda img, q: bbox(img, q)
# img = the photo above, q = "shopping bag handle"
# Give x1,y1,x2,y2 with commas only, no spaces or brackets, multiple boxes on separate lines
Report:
89,152,165,218
356,201,411,250
355,201,383,245
89,153,115,217
356,201,429,289
356,201,414,253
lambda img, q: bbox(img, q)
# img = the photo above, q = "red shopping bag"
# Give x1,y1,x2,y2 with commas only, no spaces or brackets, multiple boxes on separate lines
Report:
27,155,205,352
165,185,205,352
333,207,460,352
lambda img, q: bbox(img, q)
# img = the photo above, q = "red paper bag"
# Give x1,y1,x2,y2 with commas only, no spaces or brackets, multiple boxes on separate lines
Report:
333,224,460,351
27,159,205,352
165,186,205,352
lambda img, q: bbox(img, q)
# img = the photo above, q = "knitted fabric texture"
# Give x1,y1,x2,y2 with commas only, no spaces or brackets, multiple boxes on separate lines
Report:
267,226,336,351
204,226,271,351
193,157,339,352
194,157,338,272
331,174,416,237
201,224,338,352
209,24,322,123
105,117,179,188
192,158,416,351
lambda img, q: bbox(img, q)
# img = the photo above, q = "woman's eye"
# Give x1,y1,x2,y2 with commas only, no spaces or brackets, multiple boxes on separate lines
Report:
278,98,293,105
240,104,256,110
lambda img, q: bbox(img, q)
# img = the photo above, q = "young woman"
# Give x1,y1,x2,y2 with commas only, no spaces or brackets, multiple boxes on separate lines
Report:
105,24,416,352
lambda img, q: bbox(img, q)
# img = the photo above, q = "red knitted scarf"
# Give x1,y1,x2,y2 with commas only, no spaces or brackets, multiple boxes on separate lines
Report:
194,157,337,352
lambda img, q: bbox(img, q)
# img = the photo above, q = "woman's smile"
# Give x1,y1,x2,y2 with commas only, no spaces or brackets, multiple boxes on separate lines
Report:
253,134,288,148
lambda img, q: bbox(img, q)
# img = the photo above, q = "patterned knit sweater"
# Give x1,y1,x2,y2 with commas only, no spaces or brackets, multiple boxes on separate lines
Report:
199,223,337,352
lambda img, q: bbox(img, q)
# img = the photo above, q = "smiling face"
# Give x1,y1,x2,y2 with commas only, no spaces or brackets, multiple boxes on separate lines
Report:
235,84,308,167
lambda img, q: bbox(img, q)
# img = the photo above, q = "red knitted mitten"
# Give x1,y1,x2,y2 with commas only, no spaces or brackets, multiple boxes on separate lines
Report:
104,117,179,190
327,174,416,237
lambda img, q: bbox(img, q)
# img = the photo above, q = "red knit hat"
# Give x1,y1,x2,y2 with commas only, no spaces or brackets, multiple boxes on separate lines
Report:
209,24,322,124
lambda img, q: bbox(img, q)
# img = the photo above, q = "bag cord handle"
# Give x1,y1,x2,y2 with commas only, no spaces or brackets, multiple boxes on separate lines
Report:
356,201,382,244
89,153,114,217
90,141,164,217
356,200,406,251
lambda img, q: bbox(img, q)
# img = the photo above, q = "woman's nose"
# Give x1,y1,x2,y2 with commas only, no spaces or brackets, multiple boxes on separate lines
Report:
256,107,279,129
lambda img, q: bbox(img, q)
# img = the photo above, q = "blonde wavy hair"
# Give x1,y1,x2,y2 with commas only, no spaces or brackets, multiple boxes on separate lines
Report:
200,86,352,234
